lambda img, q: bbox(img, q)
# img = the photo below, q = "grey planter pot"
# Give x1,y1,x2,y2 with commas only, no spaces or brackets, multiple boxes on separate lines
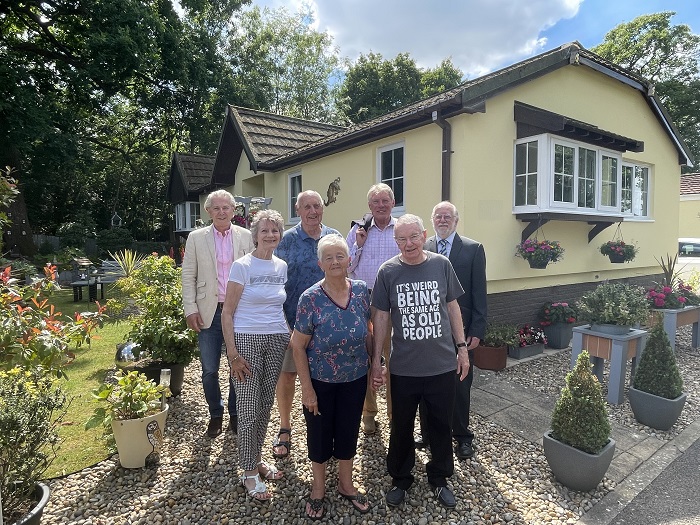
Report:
15,481,50,525
543,430,615,492
508,342,545,359
628,387,687,431
543,323,574,349
590,323,632,336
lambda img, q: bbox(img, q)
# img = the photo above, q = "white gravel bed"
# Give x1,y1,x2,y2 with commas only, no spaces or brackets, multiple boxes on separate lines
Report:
42,326,700,525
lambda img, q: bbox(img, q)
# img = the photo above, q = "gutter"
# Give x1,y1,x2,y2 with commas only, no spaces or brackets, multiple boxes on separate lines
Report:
432,111,452,201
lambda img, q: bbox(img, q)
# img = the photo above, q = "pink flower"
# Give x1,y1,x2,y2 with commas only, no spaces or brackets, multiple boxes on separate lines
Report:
663,286,672,294
679,296,687,303
655,298,666,307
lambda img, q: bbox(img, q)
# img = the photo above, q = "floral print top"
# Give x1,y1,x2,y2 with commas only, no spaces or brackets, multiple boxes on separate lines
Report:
295,279,371,383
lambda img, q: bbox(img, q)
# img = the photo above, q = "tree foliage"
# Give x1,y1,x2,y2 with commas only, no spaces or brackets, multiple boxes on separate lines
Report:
592,12,700,167
338,52,464,123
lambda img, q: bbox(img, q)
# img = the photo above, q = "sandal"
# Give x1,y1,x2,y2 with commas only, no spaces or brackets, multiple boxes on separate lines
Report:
338,490,371,514
272,428,291,458
240,473,271,501
257,461,283,481
304,496,326,521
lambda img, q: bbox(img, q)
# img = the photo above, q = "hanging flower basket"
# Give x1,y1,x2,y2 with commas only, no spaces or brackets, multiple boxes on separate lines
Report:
600,240,637,263
515,239,564,269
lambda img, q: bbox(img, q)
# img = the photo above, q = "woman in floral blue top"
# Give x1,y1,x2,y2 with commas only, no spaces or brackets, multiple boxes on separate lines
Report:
292,234,373,520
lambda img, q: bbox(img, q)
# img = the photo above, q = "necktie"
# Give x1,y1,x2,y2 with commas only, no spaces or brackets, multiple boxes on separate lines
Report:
439,239,448,256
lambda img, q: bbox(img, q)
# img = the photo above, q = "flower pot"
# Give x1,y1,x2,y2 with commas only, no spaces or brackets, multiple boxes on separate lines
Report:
628,387,687,431
543,430,615,492
13,482,50,525
507,342,544,359
543,323,574,349
112,405,169,468
127,362,186,397
589,323,632,336
528,259,548,269
472,345,507,371
607,253,627,263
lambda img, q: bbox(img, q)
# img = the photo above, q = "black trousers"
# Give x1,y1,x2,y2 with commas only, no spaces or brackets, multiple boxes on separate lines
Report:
419,348,474,445
387,371,456,489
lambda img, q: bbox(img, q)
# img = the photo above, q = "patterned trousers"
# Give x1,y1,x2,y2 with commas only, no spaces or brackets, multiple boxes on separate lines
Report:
233,332,289,471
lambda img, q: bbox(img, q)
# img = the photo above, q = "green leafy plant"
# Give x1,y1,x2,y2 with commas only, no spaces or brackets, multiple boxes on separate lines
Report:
85,370,167,438
577,282,649,326
482,322,519,347
538,301,577,325
108,254,197,365
515,324,547,347
0,368,67,523
108,248,146,278
599,240,638,262
550,350,611,454
515,238,564,266
655,253,682,288
632,324,683,399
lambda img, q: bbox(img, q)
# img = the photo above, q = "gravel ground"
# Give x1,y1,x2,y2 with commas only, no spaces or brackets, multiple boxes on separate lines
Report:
41,327,699,525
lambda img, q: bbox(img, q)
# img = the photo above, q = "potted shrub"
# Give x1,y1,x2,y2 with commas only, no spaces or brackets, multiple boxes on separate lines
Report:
109,254,198,395
85,369,169,468
599,240,638,263
515,238,564,269
508,324,547,359
538,301,577,349
472,322,518,371
628,324,686,431
543,350,615,492
577,282,649,335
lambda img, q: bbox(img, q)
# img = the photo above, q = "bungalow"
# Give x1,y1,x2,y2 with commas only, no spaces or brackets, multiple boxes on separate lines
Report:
173,42,694,322
167,152,215,236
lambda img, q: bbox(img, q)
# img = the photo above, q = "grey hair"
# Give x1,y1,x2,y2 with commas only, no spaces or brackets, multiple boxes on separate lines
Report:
431,201,459,219
249,209,285,247
295,190,324,210
204,189,236,210
317,234,349,260
396,213,425,231
367,183,394,202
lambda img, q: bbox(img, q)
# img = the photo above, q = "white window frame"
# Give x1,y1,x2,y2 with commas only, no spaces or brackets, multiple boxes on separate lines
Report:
288,171,302,223
377,141,405,212
621,162,651,218
174,201,201,231
513,133,650,219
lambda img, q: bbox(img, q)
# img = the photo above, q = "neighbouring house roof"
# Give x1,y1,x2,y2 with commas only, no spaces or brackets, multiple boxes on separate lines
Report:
212,42,693,186
680,173,700,195
167,152,215,203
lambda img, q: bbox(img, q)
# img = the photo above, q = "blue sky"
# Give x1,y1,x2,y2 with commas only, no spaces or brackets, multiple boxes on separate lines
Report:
249,0,700,77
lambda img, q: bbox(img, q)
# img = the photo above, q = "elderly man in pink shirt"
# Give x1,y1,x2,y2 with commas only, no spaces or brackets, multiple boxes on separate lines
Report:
182,190,254,438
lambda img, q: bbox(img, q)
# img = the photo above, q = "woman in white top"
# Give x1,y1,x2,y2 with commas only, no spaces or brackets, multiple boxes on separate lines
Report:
222,209,289,502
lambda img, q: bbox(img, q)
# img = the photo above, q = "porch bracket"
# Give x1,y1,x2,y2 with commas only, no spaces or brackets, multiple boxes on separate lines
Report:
520,218,550,243
588,221,620,243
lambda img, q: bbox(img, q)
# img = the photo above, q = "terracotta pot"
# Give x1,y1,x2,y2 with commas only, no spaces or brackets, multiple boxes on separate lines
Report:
472,345,507,371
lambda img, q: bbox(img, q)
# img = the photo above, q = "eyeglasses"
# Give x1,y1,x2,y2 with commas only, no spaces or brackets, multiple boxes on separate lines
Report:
433,214,454,221
395,233,423,246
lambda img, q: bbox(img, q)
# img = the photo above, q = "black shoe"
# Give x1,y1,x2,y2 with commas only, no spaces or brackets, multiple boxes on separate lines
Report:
455,441,474,459
414,435,430,450
434,486,456,508
385,486,406,507
229,415,238,434
207,416,223,438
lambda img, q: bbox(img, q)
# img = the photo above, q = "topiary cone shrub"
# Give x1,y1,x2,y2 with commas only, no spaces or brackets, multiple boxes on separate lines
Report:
633,324,683,399
551,350,611,454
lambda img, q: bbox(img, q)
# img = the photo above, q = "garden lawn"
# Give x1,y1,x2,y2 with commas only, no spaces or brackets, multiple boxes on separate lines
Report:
44,288,131,478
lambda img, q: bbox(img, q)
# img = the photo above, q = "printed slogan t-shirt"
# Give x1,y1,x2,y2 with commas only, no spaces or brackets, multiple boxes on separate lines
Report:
372,251,464,377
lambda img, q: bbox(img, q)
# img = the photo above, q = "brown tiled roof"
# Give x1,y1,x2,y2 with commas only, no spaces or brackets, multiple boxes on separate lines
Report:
680,173,700,195
229,107,344,164
176,153,215,192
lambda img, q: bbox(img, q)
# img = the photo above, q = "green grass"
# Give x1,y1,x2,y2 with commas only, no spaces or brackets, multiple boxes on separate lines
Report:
44,288,132,478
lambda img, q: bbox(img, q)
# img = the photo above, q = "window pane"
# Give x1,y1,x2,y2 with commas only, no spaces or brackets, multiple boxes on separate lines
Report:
621,165,633,213
393,178,404,207
601,155,618,207
380,146,404,206
527,142,538,173
514,140,537,206
577,148,596,208
515,143,527,174
381,151,392,181
290,174,302,218
515,176,526,206
634,166,649,216
554,144,574,203
527,173,538,205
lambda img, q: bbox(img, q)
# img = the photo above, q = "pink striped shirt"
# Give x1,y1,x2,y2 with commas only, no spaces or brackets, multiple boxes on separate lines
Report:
214,226,234,302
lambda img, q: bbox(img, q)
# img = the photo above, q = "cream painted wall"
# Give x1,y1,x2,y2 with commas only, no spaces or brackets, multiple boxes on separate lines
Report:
220,62,684,294
680,196,700,238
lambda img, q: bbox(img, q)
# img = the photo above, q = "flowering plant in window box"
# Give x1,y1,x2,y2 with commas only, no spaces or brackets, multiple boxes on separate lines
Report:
600,240,638,263
538,302,577,326
515,324,548,347
647,281,700,309
515,239,564,268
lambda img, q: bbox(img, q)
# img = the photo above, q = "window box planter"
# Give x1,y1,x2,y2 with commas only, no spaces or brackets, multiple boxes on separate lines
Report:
647,305,700,352
508,342,545,359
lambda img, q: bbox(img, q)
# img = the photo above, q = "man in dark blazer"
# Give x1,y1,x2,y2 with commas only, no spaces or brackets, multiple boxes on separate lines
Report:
416,201,487,459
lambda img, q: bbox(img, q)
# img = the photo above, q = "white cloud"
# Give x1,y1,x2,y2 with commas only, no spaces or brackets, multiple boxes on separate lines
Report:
249,0,583,77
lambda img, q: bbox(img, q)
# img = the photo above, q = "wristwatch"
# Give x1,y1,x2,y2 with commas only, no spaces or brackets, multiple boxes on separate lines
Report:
456,342,468,348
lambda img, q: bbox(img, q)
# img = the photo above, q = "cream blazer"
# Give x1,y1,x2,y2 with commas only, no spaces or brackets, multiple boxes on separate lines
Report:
181,224,255,329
